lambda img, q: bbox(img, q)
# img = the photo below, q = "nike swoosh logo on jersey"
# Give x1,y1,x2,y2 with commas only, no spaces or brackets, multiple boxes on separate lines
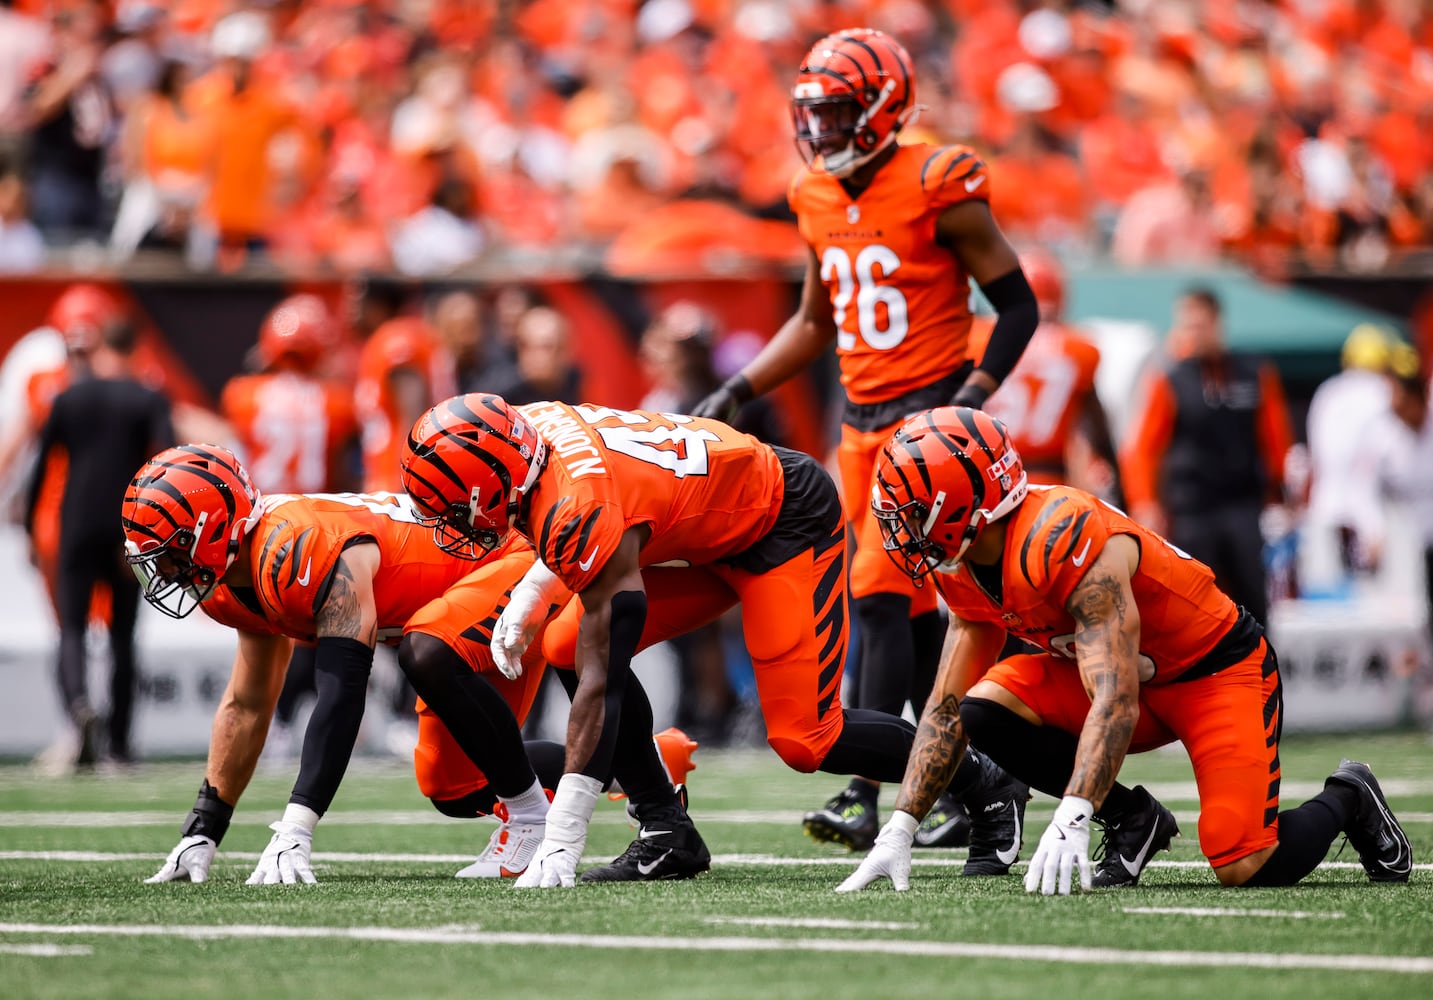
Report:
577,546,601,572
965,173,986,192
996,803,1022,865
1118,821,1165,877
638,828,672,840
295,558,313,587
637,849,673,876
1071,539,1092,567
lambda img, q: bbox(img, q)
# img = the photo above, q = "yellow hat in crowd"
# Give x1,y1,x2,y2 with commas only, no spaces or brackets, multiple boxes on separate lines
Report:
1342,323,1394,371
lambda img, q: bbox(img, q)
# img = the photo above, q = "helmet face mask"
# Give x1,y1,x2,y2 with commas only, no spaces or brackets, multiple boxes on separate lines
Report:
791,29,917,179
410,488,507,562
122,445,260,618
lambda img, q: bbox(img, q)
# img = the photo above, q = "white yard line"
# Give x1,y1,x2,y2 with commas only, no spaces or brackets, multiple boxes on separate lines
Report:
1,807,1429,829
705,916,921,930
0,922,1428,974
1124,907,1345,920
4,850,1431,874
0,943,93,956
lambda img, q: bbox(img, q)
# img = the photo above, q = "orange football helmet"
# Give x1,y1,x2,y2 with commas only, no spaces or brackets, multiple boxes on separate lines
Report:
47,283,122,353
872,407,1028,579
122,444,261,618
400,393,546,560
791,28,918,178
257,294,332,372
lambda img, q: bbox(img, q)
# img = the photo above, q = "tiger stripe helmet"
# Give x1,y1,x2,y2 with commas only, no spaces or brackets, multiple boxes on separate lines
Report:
791,28,918,178
122,444,261,618
872,407,1028,579
400,393,547,560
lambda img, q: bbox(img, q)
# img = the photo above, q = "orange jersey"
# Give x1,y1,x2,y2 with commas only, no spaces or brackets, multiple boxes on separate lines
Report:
936,485,1239,683
790,143,991,404
221,372,357,494
354,321,454,493
518,402,784,592
24,365,71,564
972,319,1101,475
202,491,494,643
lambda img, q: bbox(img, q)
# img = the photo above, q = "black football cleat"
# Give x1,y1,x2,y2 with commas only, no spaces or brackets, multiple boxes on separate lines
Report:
802,786,879,852
1090,785,1180,888
1326,759,1412,883
962,758,1028,876
913,793,972,849
581,797,711,883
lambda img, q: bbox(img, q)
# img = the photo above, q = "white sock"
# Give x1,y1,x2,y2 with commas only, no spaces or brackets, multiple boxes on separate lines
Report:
500,779,549,823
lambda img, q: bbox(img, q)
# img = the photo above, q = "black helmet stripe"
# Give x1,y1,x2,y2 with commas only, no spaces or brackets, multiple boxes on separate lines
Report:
175,444,245,481
955,408,997,462
892,434,933,496
799,66,858,92
124,493,183,532
922,414,986,504
841,33,884,73
120,514,168,543
828,49,872,90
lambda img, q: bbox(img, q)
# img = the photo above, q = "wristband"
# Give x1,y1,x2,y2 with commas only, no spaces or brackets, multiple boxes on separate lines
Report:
889,810,920,838
951,382,991,410
181,779,234,845
280,802,321,835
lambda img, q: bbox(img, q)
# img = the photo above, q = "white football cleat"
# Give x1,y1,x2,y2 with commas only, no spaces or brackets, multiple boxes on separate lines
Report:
456,803,545,879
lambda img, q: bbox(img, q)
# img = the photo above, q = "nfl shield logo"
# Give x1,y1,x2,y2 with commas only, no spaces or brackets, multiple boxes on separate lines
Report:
847,204,860,224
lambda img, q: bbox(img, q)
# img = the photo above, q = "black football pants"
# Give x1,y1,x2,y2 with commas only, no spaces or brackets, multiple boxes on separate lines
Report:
56,535,140,757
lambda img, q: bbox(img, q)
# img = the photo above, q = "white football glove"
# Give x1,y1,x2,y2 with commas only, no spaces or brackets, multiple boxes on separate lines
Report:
514,773,600,888
246,820,316,885
145,835,217,884
1025,795,1094,896
836,811,917,892
492,561,563,680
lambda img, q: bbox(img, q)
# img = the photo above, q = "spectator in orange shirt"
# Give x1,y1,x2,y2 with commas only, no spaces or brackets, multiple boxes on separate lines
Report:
195,11,302,262
1120,287,1293,626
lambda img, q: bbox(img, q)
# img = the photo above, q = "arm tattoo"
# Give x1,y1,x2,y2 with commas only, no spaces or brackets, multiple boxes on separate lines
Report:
1066,569,1139,805
893,694,970,820
316,559,375,644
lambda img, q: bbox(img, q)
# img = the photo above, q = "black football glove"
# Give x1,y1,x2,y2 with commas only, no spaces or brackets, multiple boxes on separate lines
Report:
950,381,991,410
691,374,754,423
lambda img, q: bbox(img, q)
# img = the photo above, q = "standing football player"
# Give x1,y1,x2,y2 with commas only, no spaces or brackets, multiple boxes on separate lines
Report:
839,408,1411,894
693,28,1038,861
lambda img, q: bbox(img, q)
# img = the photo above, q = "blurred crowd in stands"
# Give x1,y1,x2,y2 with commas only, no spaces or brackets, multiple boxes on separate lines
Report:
2,0,1433,276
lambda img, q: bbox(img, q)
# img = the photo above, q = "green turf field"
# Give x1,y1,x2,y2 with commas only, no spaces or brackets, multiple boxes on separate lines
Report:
2,732,1430,999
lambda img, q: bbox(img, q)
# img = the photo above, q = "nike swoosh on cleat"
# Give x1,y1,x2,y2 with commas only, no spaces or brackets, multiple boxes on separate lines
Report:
1118,819,1165,877
995,804,1022,865
638,829,672,840
636,850,672,876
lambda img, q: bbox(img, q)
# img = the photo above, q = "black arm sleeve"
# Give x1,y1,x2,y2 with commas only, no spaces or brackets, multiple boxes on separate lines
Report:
579,589,647,784
23,399,61,536
971,267,1040,388
289,636,374,814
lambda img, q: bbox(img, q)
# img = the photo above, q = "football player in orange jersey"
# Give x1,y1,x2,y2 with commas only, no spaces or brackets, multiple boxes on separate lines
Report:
973,251,1122,503
124,445,697,885
221,295,357,495
693,28,1038,853
354,315,455,493
401,393,1021,886
838,408,1412,894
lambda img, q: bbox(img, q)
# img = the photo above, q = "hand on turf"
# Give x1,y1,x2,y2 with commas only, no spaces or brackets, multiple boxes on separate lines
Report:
836,811,917,892
513,838,582,888
513,773,599,888
1025,795,1094,896
246,821,316,885
145,835,216,883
